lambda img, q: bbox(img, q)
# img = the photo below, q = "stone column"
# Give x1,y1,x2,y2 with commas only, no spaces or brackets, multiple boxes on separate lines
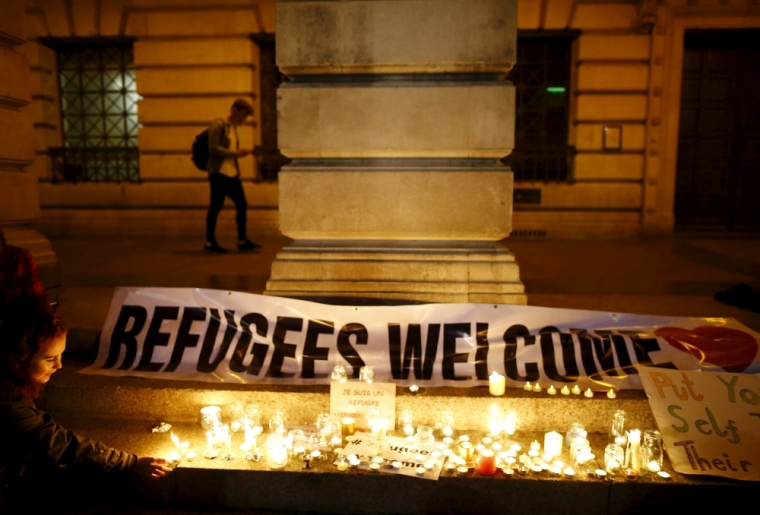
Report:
0,2,58,288
266,0,525,304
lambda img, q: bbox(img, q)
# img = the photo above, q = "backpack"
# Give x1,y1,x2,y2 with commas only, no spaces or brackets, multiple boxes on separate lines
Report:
191,129,210,171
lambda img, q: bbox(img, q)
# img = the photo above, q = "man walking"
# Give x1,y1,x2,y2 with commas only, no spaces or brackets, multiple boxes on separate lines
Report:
204,98,260,253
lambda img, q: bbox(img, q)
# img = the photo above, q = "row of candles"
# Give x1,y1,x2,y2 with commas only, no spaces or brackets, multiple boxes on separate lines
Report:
168,402,668,481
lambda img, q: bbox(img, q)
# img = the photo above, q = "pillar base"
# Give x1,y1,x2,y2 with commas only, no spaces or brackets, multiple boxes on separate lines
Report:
265,240,526,304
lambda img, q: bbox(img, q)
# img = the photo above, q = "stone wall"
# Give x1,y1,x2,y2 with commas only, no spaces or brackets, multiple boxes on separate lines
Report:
23,0,279,238
18,0,760,239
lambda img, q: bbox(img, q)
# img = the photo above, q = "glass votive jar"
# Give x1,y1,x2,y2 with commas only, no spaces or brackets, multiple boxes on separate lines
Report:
566,422,587,449
604,443,625,476
642,429,664,473
341,417,356,439
610,410,627,445
244,403,262,433
289,430,307,456
458,441,475,463
359,366,375,383
398,410,414,436
200,405,222,430
416,425,435,445
269,410,286,435
229,401,245,432
331,364,347,382
265,434,289,469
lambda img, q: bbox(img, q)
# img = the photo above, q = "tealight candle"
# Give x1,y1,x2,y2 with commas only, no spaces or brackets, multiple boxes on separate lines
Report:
607,389,617,399
506,449,517,458
511,443,522,452
442,426,453,437
475,444,486,453
595,469,607,479
584,388,594,398
531,464,543,473
530,440,541,451
547,385,557,395
457,466,469,476
506,457,516,466
657,471,671,480
443,437,454,445
424,461,435,471
415,453,426,462
648,460,661,473
533,383,542,393
503,467,514,476
409,384,419,394
416,466,425,475
528,449,539,458
370,463,381,471
552,460,565,469
489,371,506,396
524,381,532,391
561,386,570,396
392,461,402,469
186,451,197,462
482,437,493,446
563,467,575,477
403,424,415,436
572,385,581,395
491,443,502,452
549,466,561,476
541,453,553,463
337,460,348,471
459,435,470,442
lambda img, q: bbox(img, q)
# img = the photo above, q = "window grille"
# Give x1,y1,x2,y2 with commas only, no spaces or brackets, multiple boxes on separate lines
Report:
504,35,575,182
48,40,140,182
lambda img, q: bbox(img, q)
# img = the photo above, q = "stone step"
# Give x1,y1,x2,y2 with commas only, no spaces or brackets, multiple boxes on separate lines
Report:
48,360,653,433
265,279,525,294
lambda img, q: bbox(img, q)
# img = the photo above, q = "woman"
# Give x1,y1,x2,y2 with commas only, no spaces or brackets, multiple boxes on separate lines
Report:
0,296,171,510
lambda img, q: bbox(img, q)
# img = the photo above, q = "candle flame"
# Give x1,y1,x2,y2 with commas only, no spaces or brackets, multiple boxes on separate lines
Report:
171,432,180,447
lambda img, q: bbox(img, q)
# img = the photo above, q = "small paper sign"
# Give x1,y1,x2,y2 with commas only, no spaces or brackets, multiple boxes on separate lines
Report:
330,382,396,430
639,365,760,481
338,432,444,480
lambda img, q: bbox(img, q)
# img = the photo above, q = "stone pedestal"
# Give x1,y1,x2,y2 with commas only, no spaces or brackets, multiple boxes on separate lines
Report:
266,0,525,304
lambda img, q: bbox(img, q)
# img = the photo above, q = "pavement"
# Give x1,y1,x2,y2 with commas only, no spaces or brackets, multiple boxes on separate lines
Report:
48,233,760,334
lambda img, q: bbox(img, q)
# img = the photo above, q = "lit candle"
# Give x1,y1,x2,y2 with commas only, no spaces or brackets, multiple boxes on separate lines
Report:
657,470,671,480
416,466,425,475
647,460,661,473
489,371,506,396
626,429,642,474
572,385,581,395
204,430,217,459
337,460,348,471
458,441,475,462
403,424,415,436
547,385,557,395
595,469,607,479
504,411,517,436
491,443,502,452
392,461,402,470
607,389,617,399
528,450,539,458
459,435,470,442
186,451,197,462
409,384,419,394
544,431,563,458
457,466,469,476
530,440,541,452
563,467,575,477
524,381,532,391
584,388,594,398
476,449,497,476
533,383,542,393
171,432,180,453
560,385,570,395
442,426,453,437
341,417,356,438
510,444,521,452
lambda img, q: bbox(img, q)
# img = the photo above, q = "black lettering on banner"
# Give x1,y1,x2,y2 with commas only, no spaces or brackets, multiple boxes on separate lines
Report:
539,327,579,383
387,324,440,380
197,309,237,373
337,323,368,378
265,317,302,378
474,323,490,380
592,332,623,377
611,334,638,375
302,319,334,379
443,323,471,381
577,332,603,382
135,306,179,372
502,325,539,382
102,305,148,370
164,307,206,372
230,313,269,375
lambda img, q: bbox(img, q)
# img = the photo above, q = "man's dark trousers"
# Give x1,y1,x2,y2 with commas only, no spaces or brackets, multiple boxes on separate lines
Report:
206,173,247,243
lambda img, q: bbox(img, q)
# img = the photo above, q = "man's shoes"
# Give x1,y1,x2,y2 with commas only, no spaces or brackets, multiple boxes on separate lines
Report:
237,240,260,251
204,242,228,254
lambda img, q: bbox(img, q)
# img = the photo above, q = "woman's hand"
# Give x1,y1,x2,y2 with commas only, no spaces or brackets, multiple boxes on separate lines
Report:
133,456,172,479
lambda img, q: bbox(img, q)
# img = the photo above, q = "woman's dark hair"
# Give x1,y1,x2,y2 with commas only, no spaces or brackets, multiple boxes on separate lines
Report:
0,295,66,399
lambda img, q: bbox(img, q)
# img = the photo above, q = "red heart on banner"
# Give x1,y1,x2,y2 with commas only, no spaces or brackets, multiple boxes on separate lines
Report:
654,326,758,373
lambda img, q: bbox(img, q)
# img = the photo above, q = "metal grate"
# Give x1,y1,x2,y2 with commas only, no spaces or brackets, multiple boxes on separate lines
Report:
504,35,574,182
50,41,140,182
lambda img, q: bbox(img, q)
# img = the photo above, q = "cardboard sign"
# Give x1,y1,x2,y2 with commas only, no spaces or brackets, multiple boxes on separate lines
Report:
81,287,760,389
639,365,760,481
338,431,444,480
330,382,396,430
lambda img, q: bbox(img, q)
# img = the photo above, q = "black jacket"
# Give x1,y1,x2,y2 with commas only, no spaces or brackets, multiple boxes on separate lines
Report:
0,394,136,492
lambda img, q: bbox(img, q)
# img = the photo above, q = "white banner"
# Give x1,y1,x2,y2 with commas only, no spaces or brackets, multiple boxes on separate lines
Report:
79,287,760,390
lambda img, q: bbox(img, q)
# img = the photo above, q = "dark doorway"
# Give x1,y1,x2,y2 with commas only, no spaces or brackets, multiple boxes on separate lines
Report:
251,34,290,181
675,29,760,232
